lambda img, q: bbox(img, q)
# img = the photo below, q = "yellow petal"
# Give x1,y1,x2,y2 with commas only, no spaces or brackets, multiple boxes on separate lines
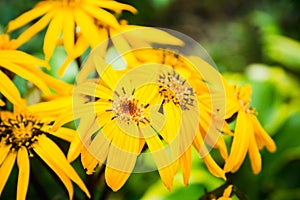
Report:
81,4,120,30
0,71,24,107
250,114,276,152
0,152,16,195
47,126,77,142
62,8,75,55
202,154,226,180
224,110,250,173
179,146,192,186
110,32,138,65
27,68,73,95
123,26,184,46
67,136,82,162
33,135,90,198
29,96,73,119
17,147,30,200
105,129,139,191
248,122,262,174
0,99,4,106
81,147,99,175
0,60,51,95
43,9,64,60
88,0,137,14
74,8,102,48
14,10,56,48
143,128,174,190
88,122,115,164
8,3,53,32
0,50,49,69
0,144,12,166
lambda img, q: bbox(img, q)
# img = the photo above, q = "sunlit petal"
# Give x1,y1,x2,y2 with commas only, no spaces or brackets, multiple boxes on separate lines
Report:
224,110,250,173
247,121,262,174
0,152,16,195
34,135,90,198
43,8,64,60
8,3,53,32
17,147,30,200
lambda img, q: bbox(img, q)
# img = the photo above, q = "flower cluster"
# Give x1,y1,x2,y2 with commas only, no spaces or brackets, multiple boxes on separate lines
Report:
0,0,276,199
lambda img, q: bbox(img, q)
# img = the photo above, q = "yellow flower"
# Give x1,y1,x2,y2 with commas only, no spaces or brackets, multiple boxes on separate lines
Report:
72,61,176,191
0,104,90,200
0,34,52,105
69,49,227,192
58,23,183,76
224,84,276,174
8,0,137,61
129,48,228,183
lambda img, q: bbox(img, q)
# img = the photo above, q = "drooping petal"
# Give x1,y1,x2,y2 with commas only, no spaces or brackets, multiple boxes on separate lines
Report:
0,152,16,195
0,50,49,69
193,127,226,179
0,60,51,95
250,114,276,152
179,146,192,186
33,135,90,198
17,147,30,200
105,129,139,191
224,110,250,173
247,121,262,174
0,71,24,107
81,147,99,175
143,127,174,190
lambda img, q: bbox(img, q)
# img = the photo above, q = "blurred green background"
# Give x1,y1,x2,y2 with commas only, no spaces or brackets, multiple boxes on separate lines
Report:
1,0,300,199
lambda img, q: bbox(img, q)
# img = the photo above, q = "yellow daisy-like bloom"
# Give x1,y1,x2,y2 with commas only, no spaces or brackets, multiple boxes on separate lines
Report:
72,50,226,192
224,84,276,174
0,34,51,105
72,62,177,191
129,48,228,183
7,0,137,61
0,105,90,199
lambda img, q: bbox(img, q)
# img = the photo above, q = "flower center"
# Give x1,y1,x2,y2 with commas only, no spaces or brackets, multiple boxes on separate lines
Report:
0,113,46,150
158,70,195,110
109,90,149,126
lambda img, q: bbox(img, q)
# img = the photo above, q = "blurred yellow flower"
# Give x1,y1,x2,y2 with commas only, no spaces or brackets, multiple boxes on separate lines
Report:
0,34,52,106
58,23,183,76
8,0,137,61
217,185,233,200
224,84,276,174
0,104,90,200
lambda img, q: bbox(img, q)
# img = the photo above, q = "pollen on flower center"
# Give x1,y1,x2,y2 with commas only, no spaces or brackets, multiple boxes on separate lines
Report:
158,70,195,110
107,89,150,126
0,113,46,150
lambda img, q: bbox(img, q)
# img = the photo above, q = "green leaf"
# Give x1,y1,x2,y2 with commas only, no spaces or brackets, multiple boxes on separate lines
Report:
264,35,300,71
